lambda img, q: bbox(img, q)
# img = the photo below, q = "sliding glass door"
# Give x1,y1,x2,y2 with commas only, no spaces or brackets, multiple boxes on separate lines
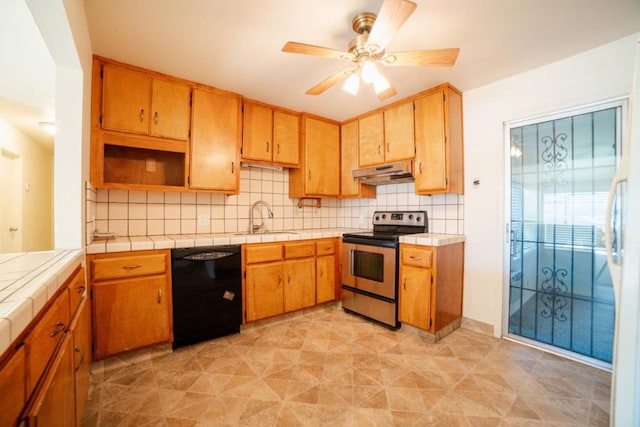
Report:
505,101,623,365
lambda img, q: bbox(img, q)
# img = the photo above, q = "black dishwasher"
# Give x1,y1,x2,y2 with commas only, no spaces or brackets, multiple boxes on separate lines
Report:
171,245,242,349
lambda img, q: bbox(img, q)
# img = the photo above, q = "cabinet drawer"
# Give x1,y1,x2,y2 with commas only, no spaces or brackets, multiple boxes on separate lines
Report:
25,289,71,396
316,240,335,256
284,242,315,259
67,267,86,316
402,247,432,268
244,244,282,264
92,253,166,281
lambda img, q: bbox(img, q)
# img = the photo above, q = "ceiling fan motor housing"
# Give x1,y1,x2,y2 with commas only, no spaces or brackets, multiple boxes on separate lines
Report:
349,12,384,60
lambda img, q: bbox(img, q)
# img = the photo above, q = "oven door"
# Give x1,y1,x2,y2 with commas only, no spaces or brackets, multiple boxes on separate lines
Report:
341,242,397,299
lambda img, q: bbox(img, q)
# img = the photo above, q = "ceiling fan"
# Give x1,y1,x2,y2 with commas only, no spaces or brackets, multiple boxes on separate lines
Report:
281,0,460,100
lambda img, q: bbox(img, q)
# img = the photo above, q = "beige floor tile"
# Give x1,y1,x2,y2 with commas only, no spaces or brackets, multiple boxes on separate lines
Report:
85,305,611,426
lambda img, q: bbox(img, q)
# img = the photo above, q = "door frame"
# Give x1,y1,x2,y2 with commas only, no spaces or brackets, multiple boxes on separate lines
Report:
501,96,627,369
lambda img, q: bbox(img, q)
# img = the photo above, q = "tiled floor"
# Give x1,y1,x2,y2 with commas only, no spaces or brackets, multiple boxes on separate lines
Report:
83,305,611,426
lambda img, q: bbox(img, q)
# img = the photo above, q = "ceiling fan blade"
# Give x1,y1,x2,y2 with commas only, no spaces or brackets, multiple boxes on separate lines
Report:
382,48,460,67
305,68,355,95
366,0,417,52
377,84,397,101
282,41,352,60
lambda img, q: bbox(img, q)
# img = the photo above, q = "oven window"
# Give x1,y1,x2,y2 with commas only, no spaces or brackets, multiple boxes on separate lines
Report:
351,250,384,282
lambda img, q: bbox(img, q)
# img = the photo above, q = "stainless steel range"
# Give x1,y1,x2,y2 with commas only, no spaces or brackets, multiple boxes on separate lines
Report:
341,210,428,328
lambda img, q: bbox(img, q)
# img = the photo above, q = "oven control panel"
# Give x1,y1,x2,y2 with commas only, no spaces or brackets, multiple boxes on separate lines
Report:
372,211,427,227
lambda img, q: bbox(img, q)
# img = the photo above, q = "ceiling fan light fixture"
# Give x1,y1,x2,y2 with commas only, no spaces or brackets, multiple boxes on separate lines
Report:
373,72,391,94
342,73,360,95
360,59,379,84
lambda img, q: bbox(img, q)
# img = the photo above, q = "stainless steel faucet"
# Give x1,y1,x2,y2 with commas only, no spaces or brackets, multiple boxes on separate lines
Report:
249,200,274,234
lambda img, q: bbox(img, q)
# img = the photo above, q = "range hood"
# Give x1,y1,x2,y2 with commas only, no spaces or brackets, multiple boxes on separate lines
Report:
352,160,414,185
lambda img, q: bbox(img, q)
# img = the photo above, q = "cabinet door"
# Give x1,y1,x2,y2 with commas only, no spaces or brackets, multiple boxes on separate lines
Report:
93,275,172,359
102,64,151,135
414,89,447,193
284,258,315,312
316,255,336,304
23,334,75,427
72,298,91,427
246,262,284,321
384,101,415,162
358,112,384,167
341,121,376,199
305,117,340,196
399,264,432,330
150,79,192,140
25,289,70,395
0,346,26,427
273,110,299,166
190,88,240,191
242,102,273,162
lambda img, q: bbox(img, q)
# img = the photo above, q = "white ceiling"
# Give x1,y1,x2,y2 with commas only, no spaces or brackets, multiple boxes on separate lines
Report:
84,0,640,122
2,0,640,151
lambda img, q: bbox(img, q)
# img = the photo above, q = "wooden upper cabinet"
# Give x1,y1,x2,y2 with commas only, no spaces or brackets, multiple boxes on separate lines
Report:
273,110,300,166
414,85,464,195
341,120,375,198
290,115,340,198
384,101,415,162
242,102,273,163
102,63,191,140
190,88,241,192
242,101,300,167
358,112,384,167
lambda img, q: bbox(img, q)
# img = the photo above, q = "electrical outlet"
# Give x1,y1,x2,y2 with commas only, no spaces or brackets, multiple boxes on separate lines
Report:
198,214,210,226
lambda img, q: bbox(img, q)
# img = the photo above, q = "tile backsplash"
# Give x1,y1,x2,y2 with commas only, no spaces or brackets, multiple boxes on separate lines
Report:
85,167,463,244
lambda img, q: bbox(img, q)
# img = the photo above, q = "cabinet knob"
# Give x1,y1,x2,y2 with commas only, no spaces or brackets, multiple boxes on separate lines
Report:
277,144,280,155
157,288,162,304
154,111,159,124
403,278,407,290
386,143,390,153
139,109,145,122
266,141,270,153
231,162,235,174
287,271,291,283
419,162,423,174
377,144,381,154
278,273,282,284
319,268,323,277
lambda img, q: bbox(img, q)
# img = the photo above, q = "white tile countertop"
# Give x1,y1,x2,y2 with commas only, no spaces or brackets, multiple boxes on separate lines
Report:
399,233,466,246
87,229,466,254
0,249,84,357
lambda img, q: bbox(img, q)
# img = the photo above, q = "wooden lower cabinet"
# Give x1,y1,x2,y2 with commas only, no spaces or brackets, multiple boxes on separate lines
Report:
243,238,339,322
23,334,76,427
72,298,91,426
284,258,315,312
398,243,464,336
89,249,173,360
92,275,171,359
246,262,284,321
0,346,26,427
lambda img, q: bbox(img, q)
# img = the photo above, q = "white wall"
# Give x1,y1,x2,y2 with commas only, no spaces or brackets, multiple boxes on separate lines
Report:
27,0,93,248
462,33,639,335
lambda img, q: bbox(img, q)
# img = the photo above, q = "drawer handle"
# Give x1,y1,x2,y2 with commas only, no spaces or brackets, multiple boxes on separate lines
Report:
154,111,159,124
287,271,291,284
157,288,162,304
278,273,282,284
50,321,66,337
319,268,323,277
75,285,86,294
387,143,390,153
410,255,423,261
377,144,381,154
122,265,142,271
266,141,270,153
403,278,407,290
74,345,84,371
277,143,280,155
231,161,235,174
